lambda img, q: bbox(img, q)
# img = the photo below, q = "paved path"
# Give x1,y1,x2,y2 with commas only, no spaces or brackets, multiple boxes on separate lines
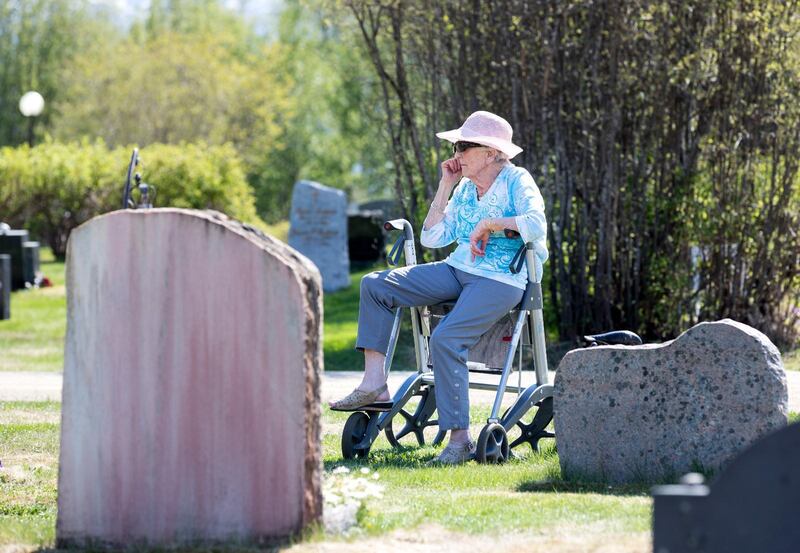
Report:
0,372,63,402
2,370,799,411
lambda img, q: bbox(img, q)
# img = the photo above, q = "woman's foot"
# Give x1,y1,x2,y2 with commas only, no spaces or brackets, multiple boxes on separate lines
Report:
328,383,390,410
426,440,476,465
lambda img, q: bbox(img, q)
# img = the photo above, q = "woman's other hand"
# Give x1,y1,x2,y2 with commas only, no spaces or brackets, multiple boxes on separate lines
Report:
469,219,493,261
440,157,463,189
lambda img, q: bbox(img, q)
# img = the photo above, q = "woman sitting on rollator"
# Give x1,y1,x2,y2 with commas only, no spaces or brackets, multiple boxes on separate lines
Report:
329,111,548,465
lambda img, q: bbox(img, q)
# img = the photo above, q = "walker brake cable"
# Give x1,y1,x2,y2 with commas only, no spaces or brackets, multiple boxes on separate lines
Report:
387,235,405,266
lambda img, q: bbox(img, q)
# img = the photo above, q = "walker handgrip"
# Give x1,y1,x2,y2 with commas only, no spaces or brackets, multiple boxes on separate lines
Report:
384,219,414,241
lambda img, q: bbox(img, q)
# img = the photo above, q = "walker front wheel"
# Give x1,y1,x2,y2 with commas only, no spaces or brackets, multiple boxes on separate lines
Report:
475,423,510,464
342,411,371,459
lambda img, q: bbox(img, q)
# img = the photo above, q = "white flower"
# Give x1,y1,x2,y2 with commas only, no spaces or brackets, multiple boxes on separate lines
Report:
332,466,350,474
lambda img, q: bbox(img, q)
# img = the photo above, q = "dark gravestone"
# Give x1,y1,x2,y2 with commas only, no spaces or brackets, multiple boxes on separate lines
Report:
652,422,799,553
22,241,40,287
0,254,10,320
0,229,30,290
347,209,384,265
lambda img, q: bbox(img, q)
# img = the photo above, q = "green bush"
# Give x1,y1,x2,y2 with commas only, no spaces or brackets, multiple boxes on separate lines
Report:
138,142,260,224
0,140,263,258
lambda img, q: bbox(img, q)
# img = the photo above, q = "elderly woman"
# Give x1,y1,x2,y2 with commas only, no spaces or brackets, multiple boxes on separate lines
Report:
330,111,548,464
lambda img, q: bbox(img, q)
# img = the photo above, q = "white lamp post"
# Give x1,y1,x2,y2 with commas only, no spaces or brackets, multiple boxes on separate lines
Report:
19,91,45,146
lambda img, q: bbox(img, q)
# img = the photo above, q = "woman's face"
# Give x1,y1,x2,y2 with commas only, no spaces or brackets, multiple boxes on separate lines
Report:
455,145,494,179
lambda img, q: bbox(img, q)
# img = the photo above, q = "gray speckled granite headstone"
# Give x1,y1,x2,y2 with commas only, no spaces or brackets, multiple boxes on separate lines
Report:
554,319,788,483
288,180,350,292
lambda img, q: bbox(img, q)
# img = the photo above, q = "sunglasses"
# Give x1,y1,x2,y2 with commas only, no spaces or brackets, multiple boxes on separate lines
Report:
452,141,484,153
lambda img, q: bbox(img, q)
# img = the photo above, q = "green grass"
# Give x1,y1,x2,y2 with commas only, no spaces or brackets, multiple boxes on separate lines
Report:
3,400,798,549
0,401,652,548
783,348,800,371
0,250,66,372
260,220,290,243
0,402,60,546
322,265,416,372
322,406,651,537
322,266,368,372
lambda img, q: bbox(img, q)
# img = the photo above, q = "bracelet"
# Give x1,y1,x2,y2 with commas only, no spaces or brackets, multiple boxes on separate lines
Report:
430,201,446,212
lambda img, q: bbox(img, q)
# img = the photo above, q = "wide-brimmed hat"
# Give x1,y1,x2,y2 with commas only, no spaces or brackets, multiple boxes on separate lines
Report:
436,111,523,159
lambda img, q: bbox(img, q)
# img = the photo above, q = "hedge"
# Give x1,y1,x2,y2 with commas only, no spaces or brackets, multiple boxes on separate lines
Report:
0,140,264,258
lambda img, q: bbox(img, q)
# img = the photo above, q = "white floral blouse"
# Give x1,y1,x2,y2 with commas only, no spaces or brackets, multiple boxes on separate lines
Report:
420,164,548,289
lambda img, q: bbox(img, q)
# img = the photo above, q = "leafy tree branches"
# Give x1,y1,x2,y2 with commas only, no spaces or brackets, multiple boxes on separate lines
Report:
341,0,800,346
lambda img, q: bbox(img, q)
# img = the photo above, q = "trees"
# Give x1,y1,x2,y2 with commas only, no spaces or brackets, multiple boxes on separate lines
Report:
0,0,112,146
341,0,800,346
254,0,392,221
46,0,388,222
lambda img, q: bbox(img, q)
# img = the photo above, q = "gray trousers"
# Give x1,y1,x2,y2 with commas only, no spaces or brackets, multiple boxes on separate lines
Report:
356,262,524,430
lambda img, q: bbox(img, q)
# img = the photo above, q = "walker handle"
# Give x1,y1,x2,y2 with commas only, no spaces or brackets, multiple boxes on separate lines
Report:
384,219,415,241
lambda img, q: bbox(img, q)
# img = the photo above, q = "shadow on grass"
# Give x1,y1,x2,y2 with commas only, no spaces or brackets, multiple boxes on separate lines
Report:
324,443,441,471
324,446,656,499
516,478,651,497
517,459,719,498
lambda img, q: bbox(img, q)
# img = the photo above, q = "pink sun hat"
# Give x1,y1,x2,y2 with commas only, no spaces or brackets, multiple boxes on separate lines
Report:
436,111,523,159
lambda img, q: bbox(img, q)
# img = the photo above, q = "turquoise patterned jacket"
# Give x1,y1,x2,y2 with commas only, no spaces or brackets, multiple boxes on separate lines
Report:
420,164,548,289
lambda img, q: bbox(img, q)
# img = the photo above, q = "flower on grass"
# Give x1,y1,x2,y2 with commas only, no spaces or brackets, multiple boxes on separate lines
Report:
323,466,385,534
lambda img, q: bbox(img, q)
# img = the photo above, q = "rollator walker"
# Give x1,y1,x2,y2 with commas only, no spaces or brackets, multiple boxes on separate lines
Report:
332,217,562,464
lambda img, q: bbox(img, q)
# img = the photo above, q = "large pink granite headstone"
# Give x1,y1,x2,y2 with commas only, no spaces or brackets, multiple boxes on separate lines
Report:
57,209,323,547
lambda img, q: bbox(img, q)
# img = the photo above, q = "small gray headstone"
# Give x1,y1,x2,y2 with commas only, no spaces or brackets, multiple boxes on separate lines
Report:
288,180,350,292
554,319,788,483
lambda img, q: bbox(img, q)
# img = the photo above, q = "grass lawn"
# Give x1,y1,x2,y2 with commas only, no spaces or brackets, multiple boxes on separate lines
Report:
783,348,800,372
0,249,66,372
2,400,798,551
0,402,60,547
0,400,655,550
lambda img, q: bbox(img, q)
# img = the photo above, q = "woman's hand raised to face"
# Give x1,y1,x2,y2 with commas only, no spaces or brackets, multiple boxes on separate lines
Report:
440,157,463,189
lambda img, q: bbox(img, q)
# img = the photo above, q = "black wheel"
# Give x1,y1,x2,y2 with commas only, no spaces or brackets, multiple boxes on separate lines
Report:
506,396,555,453
342,412,371,459
475,423,510,464
384,386,439,447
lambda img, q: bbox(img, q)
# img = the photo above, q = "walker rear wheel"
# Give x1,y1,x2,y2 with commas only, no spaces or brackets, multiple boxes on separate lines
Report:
342,411,371,459
475,423,510,464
